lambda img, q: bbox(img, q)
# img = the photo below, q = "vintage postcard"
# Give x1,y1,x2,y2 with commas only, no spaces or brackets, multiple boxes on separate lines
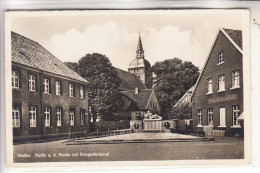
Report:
5,9,250,168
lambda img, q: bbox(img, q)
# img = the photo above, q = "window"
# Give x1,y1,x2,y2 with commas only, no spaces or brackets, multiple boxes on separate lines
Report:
207,78,213,94
218,74,225,91
69,84,74,97
28,74,36,91
12,105,21,127
233,105,240,126
56,108,62,127
44,107,51,127
208,108,213,125
197,109,202,126
154,102,157,109
56,81,61,95
218,51,224,64
12,70,19,88
219,107,226,127
80,109,85,126
29,106,37,127
43,78,50,94
150,101,152,108
232,70,240,88
80,86,84,99
69,109,75,126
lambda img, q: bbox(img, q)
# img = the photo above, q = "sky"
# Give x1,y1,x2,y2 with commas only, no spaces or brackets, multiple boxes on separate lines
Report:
10,10,245,71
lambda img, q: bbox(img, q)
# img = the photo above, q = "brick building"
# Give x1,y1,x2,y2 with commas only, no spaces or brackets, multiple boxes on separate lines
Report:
11,32,89,141
191,28,243,136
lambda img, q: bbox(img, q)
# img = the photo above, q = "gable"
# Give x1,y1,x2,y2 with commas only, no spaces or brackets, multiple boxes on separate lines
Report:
192,28,243,99
145,90,160,110
174,85,195,107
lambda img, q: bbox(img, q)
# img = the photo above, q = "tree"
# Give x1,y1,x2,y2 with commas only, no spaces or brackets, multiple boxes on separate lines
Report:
76,53,122,120
64,62,79,73
170,103,192,120
151,58,199,119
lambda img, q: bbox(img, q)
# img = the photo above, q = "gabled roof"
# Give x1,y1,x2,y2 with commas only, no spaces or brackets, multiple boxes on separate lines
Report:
192,28,243,99
116,68,147,91
174,85,195,107
121,89,153,109
223,28,242,50
11,32,88,83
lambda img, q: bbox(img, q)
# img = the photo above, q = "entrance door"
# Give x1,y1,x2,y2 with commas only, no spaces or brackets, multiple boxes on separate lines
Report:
219,107,226,127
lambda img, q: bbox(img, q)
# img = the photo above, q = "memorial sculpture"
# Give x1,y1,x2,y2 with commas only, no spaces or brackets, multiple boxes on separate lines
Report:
144,111,162,120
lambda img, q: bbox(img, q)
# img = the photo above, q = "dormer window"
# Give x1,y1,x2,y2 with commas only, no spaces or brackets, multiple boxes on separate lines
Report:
218,51,224,64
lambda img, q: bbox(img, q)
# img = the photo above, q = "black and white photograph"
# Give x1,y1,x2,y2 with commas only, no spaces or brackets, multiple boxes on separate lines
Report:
4,9,250,166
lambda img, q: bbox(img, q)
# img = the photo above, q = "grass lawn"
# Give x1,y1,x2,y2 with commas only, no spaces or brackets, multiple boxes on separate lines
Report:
13,136,244,162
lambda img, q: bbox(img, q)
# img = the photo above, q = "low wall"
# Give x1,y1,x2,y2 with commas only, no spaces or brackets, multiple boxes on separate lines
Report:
130,119,178,133
130,120,143,132
162,120,177,132
203,126,214,137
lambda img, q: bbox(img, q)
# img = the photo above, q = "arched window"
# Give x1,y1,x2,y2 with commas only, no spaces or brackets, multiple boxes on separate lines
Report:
218,51,224,64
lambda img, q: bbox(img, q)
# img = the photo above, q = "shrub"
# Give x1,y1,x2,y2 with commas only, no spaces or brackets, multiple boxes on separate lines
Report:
92,120,130,132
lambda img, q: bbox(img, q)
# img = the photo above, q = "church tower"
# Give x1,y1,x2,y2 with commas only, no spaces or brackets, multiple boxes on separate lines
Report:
128,33,151,88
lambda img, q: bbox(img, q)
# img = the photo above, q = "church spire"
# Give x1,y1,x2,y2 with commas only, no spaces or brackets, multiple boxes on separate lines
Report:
136,32,144,59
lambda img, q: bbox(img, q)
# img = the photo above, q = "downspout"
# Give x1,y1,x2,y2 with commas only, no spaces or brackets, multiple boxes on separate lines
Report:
39,70,44,139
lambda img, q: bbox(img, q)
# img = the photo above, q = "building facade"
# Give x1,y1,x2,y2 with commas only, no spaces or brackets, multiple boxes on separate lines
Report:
11,32,89,141
128,33,151,88
191,28,243,136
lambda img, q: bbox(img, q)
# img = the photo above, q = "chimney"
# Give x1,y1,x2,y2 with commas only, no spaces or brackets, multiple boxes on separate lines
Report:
135,87,139,94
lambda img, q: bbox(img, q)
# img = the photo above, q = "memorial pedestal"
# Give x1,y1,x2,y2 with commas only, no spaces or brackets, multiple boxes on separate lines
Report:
143,119,162,132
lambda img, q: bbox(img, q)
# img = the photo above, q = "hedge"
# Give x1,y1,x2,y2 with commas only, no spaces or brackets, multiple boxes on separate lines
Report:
92,120,130,132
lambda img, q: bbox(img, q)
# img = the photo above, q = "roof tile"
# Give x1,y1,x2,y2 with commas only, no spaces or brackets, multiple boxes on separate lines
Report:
116,68,147,90
223,28,242,50
11,32,88,83
121,89,153,109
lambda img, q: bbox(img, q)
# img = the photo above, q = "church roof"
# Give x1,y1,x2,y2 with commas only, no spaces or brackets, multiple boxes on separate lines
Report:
137,34,144,52
116,68,147,91
128,58,151,69
121,89,153,109
11,31,88,83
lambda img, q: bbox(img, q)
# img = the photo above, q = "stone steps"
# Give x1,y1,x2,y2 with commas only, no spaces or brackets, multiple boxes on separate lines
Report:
64,137,214,145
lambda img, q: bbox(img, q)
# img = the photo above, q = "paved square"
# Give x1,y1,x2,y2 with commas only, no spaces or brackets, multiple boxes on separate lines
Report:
83,132,200,141
13,135,244,162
